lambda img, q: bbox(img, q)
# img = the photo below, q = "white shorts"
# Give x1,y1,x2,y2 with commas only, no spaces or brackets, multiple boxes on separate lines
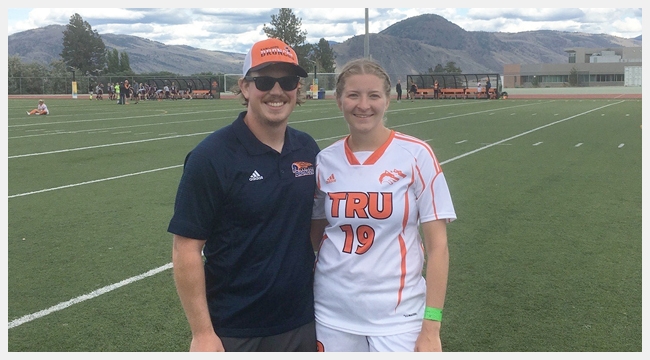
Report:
316,322,419,352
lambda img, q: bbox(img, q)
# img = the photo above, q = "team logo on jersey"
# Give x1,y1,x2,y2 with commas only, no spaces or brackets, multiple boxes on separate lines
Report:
326,174,336,184
379,169,406,184
292,161,315,177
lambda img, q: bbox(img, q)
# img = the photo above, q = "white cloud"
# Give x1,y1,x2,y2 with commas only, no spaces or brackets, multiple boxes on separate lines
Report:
7,7,643,54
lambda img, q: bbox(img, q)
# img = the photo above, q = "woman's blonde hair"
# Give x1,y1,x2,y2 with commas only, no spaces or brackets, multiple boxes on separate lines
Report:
335,58,392,100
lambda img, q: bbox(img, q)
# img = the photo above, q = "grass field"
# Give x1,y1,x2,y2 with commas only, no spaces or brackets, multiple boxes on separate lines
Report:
6,96,642,352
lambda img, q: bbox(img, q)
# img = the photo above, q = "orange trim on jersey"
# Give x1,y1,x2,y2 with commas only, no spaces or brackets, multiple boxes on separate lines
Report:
430,172,440,220
395,233,408,311
395,170,415,311
394,132,442,175
343,136,360,165
343,130,396,165
414,163,426,198
363,130,395,165
395,132,444,219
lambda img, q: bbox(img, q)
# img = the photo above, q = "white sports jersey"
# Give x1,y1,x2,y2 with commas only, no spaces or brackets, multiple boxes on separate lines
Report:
312,130,456,336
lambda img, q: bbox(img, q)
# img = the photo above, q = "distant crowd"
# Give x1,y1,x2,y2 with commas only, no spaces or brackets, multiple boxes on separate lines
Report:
90,81,209,102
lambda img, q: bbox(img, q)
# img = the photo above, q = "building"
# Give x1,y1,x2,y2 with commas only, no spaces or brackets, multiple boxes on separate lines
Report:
503,47,642,88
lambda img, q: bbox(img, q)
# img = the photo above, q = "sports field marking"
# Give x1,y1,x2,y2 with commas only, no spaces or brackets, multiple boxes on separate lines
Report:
8,114,238,139
8,133,213,159
439,101,623,165
8,109,232,128
533,142,543,146
8,264,173,329
8,165,183,198
8,100,625,329
9,101,475,140
618,144,625,148
455,140,468,144
576,143,583,147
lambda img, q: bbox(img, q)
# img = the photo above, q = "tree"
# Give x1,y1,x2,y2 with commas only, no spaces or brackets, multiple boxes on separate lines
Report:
262,8,309,70
48,60,71,94
105,48,133,75
61,13,106,75
313,38,336,73
119,52,132,73
8,56,24,94
106,49,120,73
568,67,578,87
443,61,462,73
531,75,540,87
433,64,445,73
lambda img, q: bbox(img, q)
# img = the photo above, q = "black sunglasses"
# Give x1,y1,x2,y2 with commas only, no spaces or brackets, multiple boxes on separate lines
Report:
245,76,300,91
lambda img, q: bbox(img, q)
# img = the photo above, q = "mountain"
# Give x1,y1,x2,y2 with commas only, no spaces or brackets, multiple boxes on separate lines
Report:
8,14,642,76
333,14,642,75
8,24,244,75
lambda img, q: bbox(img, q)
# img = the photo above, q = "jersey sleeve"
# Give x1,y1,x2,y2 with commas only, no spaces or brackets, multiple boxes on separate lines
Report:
414,145,457,224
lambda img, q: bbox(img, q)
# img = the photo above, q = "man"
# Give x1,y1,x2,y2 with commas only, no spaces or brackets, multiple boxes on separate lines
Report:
119,80,130,105
485,78,492,99
396,79,402,102
433,80,440,99
168,38,319,352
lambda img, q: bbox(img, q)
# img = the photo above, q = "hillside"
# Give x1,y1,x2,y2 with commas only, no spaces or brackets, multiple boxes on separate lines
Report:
8,14,642,76
8,24,244,75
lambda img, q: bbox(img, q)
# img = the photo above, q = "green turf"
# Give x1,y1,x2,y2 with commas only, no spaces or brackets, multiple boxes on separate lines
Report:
7,97,642,351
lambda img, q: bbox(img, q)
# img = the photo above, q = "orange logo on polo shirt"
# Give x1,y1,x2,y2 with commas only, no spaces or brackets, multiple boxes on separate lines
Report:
379,169,406,185
292,161,314,177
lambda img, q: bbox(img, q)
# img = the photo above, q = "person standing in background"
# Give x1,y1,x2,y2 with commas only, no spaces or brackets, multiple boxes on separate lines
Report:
396,79,402,102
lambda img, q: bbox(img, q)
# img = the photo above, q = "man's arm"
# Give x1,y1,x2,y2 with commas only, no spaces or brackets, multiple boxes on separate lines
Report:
310,219,328,253
172,234,224,352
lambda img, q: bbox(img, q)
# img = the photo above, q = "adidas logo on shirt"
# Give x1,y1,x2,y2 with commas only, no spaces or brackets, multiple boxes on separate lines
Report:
326,174,336,184
249,170,264,181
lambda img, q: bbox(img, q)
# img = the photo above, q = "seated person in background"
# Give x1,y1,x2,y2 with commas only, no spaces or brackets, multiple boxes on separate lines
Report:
27,99,49,115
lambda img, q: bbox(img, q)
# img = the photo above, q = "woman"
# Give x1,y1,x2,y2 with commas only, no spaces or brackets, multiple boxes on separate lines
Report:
310,58,456,352
27,99,49,115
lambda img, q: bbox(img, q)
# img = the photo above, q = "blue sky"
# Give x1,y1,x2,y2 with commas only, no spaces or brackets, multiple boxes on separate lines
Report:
6,6,643,54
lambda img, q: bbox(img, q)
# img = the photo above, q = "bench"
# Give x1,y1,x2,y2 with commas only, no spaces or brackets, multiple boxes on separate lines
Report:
190,90,212,99
465,89,479,99
440,88,466,99
471,88,498,99
414,88,435,99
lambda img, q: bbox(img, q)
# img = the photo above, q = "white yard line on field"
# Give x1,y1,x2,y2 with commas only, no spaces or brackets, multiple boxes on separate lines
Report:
8,264,173,329
8,165,183,198
8,100,625,329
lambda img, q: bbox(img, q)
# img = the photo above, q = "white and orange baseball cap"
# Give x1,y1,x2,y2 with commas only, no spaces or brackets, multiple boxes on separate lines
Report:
242,38,308,78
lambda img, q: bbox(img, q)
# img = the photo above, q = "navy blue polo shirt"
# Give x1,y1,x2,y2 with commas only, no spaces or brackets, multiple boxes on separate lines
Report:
168,111,319,338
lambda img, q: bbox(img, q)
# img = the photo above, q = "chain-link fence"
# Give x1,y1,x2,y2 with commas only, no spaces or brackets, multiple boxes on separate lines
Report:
9,73,412,95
